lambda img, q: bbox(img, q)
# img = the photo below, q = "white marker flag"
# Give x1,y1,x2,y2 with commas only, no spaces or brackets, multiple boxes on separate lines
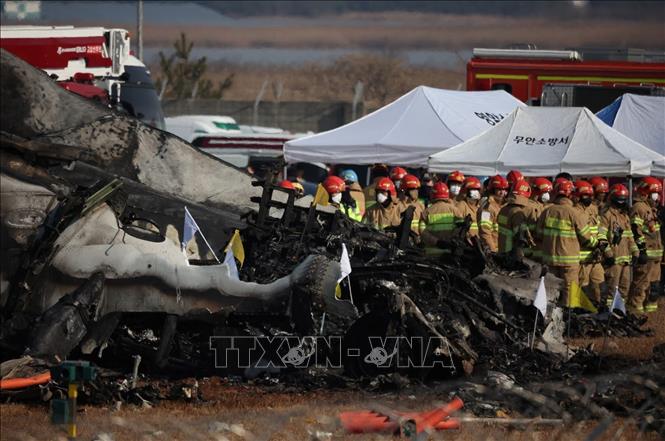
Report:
610,287,626,314
533,276,548,317
338,243,352,283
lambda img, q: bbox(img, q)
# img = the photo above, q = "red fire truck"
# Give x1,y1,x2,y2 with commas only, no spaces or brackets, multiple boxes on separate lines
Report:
0,25,165,129
466,48,665,109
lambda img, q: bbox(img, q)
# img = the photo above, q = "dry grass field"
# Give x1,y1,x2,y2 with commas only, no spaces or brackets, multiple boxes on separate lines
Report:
139,12,665,50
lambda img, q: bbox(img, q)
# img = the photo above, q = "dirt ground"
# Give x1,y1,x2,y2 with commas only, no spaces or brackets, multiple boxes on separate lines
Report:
1,300,663,441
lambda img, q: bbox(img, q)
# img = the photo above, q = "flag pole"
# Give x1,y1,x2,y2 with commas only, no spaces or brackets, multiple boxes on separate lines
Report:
347,275,355,305
531,311,538,351
200,231,220,263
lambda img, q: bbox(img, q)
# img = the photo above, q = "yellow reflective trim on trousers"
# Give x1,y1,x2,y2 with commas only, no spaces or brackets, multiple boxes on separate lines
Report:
541,254,581,264
615,256,632,264
622,231,634,238
632,217,644,226
476,73,529,80
538,75,665,84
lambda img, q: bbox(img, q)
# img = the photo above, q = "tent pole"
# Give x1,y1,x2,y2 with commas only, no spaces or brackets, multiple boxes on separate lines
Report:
628,176,633,207
366,166,371,186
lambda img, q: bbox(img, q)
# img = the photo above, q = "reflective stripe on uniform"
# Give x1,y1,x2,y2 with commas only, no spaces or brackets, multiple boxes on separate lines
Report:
647,249,664,258
541,254,581,265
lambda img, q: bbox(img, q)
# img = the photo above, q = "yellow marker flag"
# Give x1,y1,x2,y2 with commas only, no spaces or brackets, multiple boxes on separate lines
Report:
225,229,245,267
568,281,597,313
312,183,329,207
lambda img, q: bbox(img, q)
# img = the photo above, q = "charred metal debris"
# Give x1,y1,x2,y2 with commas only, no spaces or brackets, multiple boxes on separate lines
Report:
0,49,662,433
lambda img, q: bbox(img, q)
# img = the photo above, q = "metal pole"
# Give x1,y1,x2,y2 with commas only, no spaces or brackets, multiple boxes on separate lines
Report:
137,0,144,62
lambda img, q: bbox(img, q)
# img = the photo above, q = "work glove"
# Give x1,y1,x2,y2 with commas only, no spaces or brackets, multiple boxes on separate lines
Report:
603,256,615,267
341,189,356,209
637,249,649,265
596,239,609,251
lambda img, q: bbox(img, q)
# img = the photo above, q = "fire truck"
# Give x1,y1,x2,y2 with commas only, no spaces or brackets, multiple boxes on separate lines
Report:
466,48,665,110
0,25,165,129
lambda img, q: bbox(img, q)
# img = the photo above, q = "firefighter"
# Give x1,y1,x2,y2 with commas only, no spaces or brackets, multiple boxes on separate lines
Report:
340,169,366,219
506,170,524,192
446,170,465,203
531,177,553,209
420,182,458,256
363,164,390,211
363,177,402,230
390,166,408,194
398,174,426,237
498,179,540,258
589,176,609,209
600,184,639,303
536,179,598,305
323,176,362,222
478,175,508,253
574,180,606,304
455,177,482,240
629,177,663,314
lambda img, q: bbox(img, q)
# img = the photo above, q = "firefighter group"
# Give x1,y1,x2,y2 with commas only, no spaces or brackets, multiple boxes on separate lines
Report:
280,166,663,315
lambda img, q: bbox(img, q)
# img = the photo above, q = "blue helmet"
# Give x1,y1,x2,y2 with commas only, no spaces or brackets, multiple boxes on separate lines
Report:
339,169,359,184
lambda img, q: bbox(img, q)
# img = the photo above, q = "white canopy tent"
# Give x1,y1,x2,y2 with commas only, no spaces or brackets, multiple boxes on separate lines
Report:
284,86,524,167
428,107,665,177
596,94,665,156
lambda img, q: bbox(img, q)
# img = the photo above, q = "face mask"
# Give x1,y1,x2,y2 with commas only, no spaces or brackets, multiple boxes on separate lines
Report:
468,189,481,200
581,197,592,206
541,193,550,203
651,193,660,202
376,193,388,204
331,193,342,204
408,189,419,200
450,184,461,196
394,180,402,190
613,199,627,209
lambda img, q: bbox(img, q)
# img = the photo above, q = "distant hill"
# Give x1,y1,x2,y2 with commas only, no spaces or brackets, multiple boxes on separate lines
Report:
199,0,664,21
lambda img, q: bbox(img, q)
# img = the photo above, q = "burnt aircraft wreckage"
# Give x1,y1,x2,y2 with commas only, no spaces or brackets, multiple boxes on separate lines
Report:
0,49,655,387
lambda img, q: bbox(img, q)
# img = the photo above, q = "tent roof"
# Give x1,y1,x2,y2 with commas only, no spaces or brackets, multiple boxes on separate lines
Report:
284,86,524,167
428,106,665,177
597,94,665,156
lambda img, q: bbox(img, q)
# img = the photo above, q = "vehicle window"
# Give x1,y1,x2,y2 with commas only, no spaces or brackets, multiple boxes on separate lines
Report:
120,85,166,130
213,122,241,131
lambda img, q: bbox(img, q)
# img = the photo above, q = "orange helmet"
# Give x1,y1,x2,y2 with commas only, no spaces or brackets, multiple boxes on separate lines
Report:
431,182,450,200
512,179,532,197
376,177,397,198
323,176,345,195
506,170,524,187
589,177,609,194
447,170,465,184
574,180,594,197
609,183,629,200
636,176,663,196
462,176,482,191
402,174,421,189
390,167,408,182
488,175,509,191
555,179,574,197
532,177,553,196
278,180,295,190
